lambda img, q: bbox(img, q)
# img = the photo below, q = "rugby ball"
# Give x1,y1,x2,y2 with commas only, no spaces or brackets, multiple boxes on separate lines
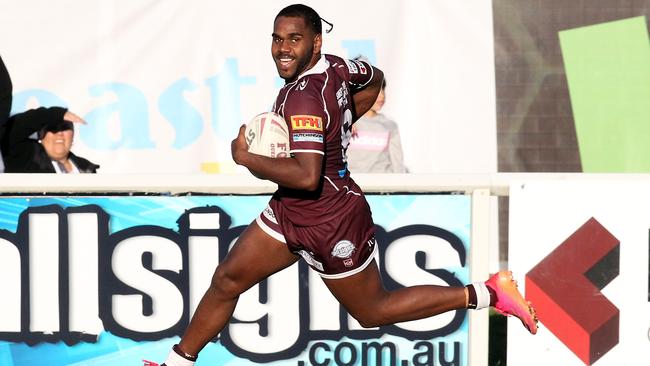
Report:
245,111,290,158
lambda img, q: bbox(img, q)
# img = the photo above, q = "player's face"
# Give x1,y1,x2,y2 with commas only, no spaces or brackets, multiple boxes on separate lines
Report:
272,16,321,82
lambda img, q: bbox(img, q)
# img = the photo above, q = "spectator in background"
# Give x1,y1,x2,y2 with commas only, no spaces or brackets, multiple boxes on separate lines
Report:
1,106,99,173
0,55,13,173
346,73,406,173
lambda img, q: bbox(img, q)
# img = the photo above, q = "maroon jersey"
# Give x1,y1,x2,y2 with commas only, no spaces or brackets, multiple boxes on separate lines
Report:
271,54,375,225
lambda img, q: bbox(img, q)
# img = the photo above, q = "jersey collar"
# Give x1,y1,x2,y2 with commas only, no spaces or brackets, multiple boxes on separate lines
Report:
295,55,329,81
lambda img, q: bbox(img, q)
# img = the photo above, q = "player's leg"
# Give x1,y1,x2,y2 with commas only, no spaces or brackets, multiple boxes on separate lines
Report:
322,258,467,327
171,220,299,362
323,259,537,333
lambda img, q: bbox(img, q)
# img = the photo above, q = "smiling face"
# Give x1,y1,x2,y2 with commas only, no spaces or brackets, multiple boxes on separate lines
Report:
41,129,73,161
271,15,321,82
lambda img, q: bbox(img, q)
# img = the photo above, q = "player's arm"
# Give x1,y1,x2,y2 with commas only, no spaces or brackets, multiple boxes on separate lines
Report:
232,125,322,191
351,66,384,119
0,55,12,124
7,107,68,143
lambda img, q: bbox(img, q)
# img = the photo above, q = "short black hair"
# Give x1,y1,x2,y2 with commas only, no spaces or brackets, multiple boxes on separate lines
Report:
276,4,322,34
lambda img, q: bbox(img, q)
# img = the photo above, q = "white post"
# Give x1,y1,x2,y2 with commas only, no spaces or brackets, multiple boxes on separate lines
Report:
468,188,491,366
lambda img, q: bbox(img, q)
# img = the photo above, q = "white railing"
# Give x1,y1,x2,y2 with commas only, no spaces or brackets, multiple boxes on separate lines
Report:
2,172,647,195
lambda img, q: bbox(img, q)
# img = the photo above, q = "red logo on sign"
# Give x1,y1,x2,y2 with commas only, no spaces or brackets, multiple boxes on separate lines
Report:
526,217,619,365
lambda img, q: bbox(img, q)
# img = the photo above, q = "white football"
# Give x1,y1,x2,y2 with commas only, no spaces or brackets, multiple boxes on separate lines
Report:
245,111,290,158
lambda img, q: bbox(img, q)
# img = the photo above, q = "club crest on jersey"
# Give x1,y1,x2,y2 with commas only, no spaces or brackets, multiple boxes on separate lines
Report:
290,115,323,131
331,240,355,259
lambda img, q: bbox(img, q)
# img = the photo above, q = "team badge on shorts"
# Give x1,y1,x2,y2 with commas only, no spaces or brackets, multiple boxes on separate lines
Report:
332,240,355,259
332,240,357,268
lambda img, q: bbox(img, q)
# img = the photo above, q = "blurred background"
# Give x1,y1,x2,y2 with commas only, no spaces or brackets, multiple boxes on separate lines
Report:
0,1,648,365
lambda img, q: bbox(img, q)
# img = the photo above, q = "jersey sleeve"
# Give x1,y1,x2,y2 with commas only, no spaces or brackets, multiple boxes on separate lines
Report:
284,89,326,155
342,58,374,90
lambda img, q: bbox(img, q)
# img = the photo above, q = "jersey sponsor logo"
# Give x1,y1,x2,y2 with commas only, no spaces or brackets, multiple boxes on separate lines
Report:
297,79,309,90
263,205,277,222
344,59,358,74
355,60,368,75
291,115,323,131
298,250,324,271
292,132,323,143
336,82,349,107
331,240,355,259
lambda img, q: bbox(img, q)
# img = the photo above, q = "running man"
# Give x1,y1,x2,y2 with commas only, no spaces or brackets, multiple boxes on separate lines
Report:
160,4,537,365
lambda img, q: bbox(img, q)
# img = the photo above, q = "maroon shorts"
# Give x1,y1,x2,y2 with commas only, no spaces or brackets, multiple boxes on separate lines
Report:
256,197,377,279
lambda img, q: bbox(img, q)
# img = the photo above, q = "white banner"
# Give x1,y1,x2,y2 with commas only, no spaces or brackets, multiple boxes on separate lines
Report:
1,0,496,174
508,180,650,365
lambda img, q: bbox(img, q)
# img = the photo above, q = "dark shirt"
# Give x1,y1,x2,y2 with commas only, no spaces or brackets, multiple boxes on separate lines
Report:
1,107,99,173
0,55,11,126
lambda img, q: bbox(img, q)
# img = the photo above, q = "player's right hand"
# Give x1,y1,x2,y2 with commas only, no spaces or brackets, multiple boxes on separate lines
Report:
231,124,249,165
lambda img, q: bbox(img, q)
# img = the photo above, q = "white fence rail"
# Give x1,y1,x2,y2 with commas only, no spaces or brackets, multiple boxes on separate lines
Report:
2,173,647,195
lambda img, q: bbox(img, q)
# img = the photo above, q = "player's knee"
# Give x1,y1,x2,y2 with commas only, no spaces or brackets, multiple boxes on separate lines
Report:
350,312,388,328
208,266,246,299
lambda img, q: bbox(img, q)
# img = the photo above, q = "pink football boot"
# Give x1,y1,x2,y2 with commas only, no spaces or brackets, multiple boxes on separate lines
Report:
485,271,538,334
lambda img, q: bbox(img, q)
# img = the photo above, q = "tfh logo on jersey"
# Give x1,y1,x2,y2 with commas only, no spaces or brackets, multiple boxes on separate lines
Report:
290,115,323,131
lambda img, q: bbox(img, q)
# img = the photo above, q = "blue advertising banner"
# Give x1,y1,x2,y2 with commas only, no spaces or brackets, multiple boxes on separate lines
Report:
0,194,470,365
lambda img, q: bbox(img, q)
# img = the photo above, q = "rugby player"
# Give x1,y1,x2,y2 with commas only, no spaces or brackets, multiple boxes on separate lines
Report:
159,4,537,365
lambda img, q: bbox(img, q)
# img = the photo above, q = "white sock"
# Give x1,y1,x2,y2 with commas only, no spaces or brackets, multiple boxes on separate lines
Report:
471,282,492,310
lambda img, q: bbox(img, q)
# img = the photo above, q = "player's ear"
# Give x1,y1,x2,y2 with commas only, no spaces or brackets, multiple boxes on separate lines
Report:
313,33,322,54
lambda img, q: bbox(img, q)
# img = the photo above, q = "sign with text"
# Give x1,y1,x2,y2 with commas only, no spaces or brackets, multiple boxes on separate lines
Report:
0,194,471,366
2,0,497,174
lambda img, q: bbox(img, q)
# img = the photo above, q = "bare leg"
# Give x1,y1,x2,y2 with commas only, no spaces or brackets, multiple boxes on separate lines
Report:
323,259,467,327
177,221,298,356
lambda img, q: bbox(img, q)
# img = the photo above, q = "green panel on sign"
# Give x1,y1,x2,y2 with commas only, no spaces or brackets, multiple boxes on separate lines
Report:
560,16,650,172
